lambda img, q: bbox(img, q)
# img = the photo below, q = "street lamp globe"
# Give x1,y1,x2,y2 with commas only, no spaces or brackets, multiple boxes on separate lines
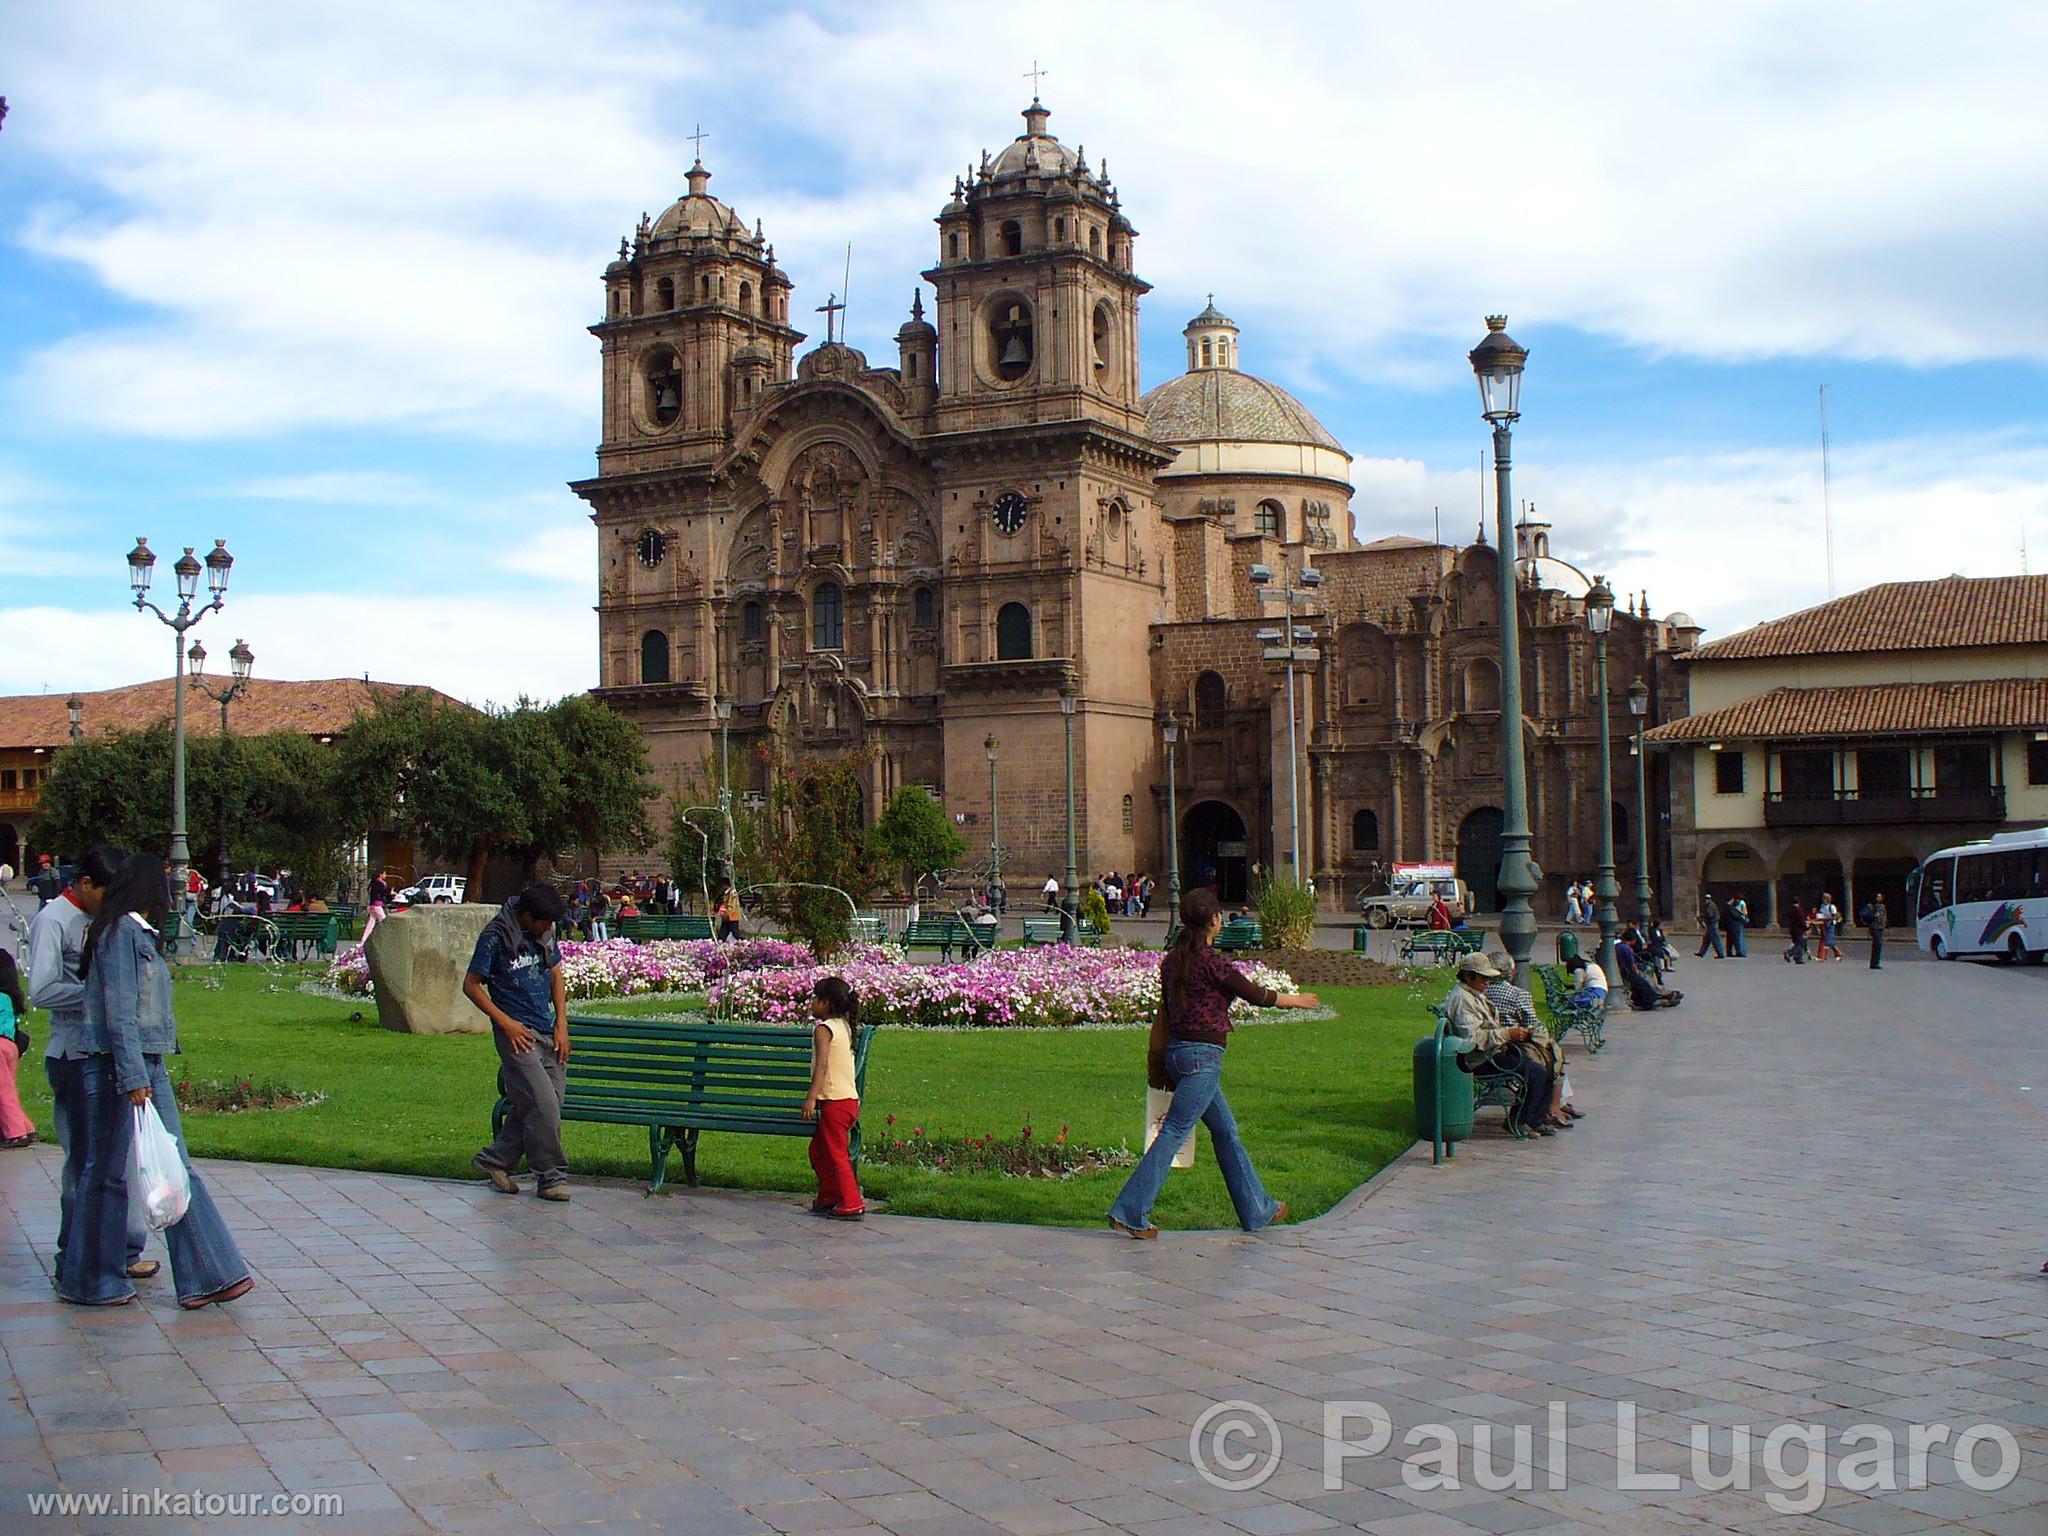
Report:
984,733,998,763
66,693,83,730
204,539,234,597
229,638,254,683
1160,713,1179,747
1584,575,1615,637
1468,315,1528,424
127,537,156,595
187,639,207,675
1060,679,1077,715
1627,678,1650,718
173,546,203,602
712,693,732,723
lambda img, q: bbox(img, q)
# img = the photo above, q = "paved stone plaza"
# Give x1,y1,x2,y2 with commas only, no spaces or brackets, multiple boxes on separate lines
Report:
3,954,2045,1535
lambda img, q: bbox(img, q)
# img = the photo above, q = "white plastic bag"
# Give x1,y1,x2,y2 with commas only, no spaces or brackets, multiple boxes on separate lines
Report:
129,1100,191,1230
1144,1088,1197,1170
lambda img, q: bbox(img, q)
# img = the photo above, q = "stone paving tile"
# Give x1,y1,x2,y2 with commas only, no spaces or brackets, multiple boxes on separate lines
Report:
6,959,2048,1533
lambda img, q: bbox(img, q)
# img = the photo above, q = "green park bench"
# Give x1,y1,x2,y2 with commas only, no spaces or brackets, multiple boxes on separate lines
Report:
902,916,986,960
1429,1003,1530,1141
850,915,887,946
270,912,343,958
491,1014,877,1192
1534,964,1608,1054
1214,917,1263,952
619,914,714,941
1022,914,1110,947
1400,928,1488,964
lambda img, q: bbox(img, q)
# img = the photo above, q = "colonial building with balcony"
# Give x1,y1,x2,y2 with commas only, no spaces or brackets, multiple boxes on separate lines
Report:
1647,574,2048,927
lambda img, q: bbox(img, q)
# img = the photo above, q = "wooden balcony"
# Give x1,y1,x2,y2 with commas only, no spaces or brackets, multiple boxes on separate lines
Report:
0,787,42,816
1763,786,2005,828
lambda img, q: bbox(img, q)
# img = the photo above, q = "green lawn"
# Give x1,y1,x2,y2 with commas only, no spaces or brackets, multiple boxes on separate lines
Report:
15,967,1431,1230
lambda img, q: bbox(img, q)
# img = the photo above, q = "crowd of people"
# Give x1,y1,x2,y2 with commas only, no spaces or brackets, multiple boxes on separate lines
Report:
1696,889,1889,969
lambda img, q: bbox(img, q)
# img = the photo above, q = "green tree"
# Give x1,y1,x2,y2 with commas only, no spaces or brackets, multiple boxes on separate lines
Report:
867,785,966,901
748,747,885,953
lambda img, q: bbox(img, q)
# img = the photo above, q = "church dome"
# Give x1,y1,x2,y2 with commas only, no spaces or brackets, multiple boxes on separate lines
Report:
651,160,745,240
1143,369,1344,451
990,100,1078,178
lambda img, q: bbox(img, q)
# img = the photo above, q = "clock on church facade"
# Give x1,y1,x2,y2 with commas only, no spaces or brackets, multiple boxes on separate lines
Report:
990,490,1029,535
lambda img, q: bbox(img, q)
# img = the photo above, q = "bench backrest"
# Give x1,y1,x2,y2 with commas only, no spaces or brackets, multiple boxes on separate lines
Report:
562,1013,875,1121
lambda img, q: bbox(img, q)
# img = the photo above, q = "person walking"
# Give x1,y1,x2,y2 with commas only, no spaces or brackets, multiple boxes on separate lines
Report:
0,950,37,1147
1563,884,1583,926
1107,888,1319,1238
802,977,865,1221
28,846,152,1280
1864,894,1889,969
56,852,254,1309
714,882,743,942
468,886,573,1201
1041,875,1060,914
362,869,394,946
1697,893,1725,958
1783,901,1809,964
1722,895,1749,958
1814,893,1843,961
28,854,61,907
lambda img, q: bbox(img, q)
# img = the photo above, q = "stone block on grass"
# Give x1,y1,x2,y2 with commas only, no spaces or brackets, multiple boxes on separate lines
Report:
366,903,496,1035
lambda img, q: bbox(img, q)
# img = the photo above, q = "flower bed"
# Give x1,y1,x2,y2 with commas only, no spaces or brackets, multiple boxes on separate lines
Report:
863,1116,1135,1177
710,944,1297,1030
322,935,885,1001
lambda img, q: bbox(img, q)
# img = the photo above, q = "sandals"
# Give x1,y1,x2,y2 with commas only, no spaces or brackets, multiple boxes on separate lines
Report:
180,1276,255,1311
126,1259,162,1280
1109,1216,1159,1240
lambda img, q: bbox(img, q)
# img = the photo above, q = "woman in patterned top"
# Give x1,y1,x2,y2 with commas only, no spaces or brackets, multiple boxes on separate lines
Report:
1107,888,1318,1239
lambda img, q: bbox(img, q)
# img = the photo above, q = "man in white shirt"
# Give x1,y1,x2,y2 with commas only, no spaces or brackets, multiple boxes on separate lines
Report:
1041,876,1060,913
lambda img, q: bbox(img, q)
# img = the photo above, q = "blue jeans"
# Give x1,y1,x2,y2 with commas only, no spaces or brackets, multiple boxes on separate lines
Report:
47,1057,147,1271
52,1054,250,1305
1109,1042,1280,1233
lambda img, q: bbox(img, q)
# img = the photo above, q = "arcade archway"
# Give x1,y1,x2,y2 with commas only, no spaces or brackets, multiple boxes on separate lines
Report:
1457,806,1504,913
1183,800,1251,904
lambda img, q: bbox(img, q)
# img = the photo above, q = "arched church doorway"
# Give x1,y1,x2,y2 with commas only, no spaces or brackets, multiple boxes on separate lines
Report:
1457,806,1504,913
1183,800,1250,905
0,822,18,878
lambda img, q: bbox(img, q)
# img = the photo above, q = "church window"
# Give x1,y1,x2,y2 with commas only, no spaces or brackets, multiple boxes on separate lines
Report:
741,600,764,641
717,273,726,298
1055,217,1066,242
989,296,1034,382
1201,338,1213,366
812,583,843,650
1463,657,1501,712
913,586,936,627
699,274,711,300
644,349,683,427
640,629,670,685
1613,800,1631,847
1000,219,1022,257
656,276,675,310
1088,225,1100,254
1091,302,1114,374
1254,500,1282,537
1105,501,1125,543
948,232,960,259
739,280,753,313
609,291,621,317
1194,671,1227,728
996,602,1032,660
1352,809,1380,852
1217,338,1231,367
906,354,920,380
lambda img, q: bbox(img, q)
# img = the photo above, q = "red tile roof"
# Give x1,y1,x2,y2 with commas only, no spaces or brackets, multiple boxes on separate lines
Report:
1687,574,2048,662
0,677,469,752
1645,677,2048,743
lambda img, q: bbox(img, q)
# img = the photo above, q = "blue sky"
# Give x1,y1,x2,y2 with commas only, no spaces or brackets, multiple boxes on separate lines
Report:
3,0,2044,702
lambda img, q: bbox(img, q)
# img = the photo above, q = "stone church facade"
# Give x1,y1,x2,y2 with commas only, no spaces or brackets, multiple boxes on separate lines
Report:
573,98,1697,912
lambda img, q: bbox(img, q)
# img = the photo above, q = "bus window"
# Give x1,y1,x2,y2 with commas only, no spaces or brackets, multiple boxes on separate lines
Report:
1916,858,1952,918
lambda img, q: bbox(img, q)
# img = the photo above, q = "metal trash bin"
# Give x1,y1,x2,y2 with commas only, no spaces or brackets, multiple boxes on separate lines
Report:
1351,925,1373,953
1556,930,1581,965
1414,1013,1474,1164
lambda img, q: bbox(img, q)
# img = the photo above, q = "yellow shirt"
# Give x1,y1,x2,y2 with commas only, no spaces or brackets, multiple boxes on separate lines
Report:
815,1016,858,1101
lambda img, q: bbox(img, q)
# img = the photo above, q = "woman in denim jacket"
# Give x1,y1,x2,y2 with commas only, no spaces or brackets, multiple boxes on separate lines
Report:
54,852,253,1309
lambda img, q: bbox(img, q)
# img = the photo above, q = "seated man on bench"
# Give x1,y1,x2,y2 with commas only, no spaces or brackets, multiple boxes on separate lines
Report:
1443,953,1558,1138
1616,935,1682,1010
1485,970,1582,1125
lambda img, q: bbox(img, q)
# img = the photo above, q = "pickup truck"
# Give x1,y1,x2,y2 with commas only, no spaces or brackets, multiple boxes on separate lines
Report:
1357,876,1470,929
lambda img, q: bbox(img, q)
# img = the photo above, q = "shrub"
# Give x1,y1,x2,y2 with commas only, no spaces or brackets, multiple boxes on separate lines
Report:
1254,875,1318,949
863,1117,1136,1178
1081,887,1111,933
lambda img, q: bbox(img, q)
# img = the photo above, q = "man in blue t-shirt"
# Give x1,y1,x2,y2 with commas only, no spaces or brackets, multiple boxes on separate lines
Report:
467,885,573,1200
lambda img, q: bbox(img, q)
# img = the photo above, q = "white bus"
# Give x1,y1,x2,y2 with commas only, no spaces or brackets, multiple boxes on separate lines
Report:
1911,827,2048,962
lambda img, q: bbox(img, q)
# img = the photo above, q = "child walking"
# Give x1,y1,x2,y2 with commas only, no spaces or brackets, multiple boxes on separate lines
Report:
804,977,865,1221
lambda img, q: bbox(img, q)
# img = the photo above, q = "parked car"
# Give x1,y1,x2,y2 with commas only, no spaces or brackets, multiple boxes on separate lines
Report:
1357,875,1470,928
396,873,468,906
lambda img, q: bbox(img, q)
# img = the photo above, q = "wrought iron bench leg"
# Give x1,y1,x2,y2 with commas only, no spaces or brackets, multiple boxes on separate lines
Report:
648,1126,678,1194
679,1127,701,1187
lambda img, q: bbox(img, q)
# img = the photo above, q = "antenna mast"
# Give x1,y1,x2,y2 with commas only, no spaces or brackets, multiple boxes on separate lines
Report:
1820,384,1835,598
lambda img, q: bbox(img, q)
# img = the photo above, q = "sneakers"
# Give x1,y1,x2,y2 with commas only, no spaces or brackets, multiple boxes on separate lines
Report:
473,1155,519,1195
536,1183,570,1202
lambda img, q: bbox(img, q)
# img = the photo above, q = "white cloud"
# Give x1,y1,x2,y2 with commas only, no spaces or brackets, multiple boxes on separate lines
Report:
6,0,2044,442
0,593,595,707
215,472,435,504
496,524,594,584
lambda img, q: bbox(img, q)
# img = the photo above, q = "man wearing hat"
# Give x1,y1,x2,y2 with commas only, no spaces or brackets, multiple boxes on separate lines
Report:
1444,952,1557,1138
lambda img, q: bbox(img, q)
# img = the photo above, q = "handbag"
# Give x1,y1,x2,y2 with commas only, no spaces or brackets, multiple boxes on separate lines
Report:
128,1100,192,1230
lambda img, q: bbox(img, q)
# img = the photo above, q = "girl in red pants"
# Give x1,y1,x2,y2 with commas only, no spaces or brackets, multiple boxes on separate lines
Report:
804,977,865,1220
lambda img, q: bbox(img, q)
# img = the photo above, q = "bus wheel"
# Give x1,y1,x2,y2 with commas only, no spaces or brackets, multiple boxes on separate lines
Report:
2003,934,2026,964
1930,936,1949,961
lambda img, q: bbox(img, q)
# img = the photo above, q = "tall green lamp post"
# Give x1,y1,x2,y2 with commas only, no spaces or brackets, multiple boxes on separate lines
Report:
1584,577,1620,980
1628,678,1654,929
1468,317,1539,984
1161,709,1183,938
187,637,254,881
1060,670,1079,942
985,733,1004,911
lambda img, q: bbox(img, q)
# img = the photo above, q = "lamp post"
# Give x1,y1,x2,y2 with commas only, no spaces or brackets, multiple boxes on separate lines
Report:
1628,678,1653,929
1469,316,1539,984
1584,578,1620,981
127,537,233,911
66,694,83,746
1250,561,1323,884
1060,670,1079,942
712,694,733,879
187,638,254,881
984,733,1005,911
1161,710,1183,936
